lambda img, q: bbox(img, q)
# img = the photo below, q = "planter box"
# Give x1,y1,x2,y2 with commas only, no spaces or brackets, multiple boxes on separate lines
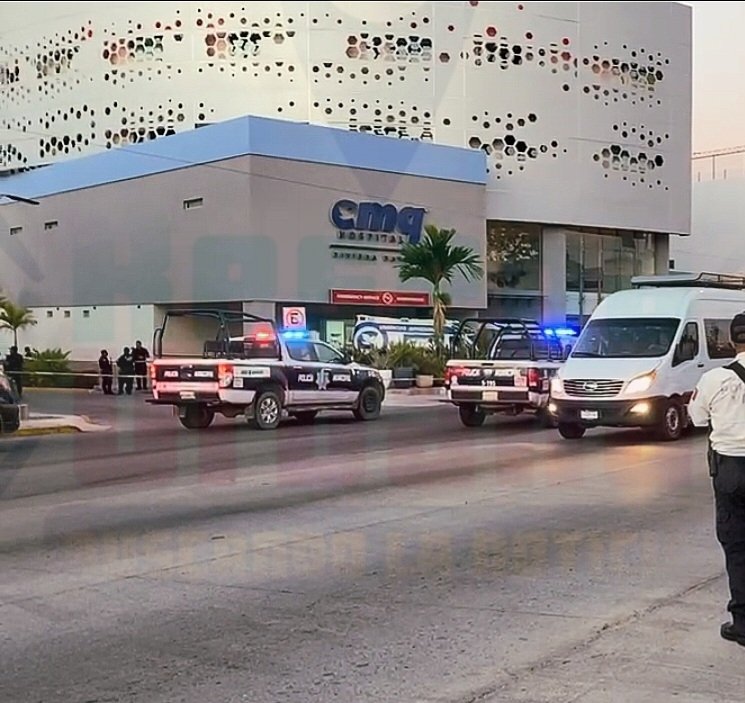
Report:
378,369,393,389
392,366,414,389
415,374,434,388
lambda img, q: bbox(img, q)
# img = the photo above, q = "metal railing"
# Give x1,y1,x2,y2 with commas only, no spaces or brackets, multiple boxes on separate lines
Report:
692,146,745,182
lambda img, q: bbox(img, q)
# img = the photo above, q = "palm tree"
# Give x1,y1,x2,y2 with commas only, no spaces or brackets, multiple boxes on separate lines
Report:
0,300,37,348
397,224,483,346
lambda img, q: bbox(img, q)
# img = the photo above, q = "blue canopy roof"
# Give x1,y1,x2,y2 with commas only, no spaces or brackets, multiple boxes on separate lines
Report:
0,114,486,201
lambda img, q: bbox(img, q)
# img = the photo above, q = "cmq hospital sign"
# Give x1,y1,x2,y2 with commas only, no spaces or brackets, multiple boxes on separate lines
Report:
329,199,426,264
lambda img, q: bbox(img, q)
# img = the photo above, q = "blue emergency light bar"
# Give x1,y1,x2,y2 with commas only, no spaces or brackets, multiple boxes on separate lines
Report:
281,330,308,340
542,327,578,338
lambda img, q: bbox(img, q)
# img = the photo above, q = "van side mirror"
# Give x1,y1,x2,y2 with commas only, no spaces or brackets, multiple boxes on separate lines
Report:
673,338,695,366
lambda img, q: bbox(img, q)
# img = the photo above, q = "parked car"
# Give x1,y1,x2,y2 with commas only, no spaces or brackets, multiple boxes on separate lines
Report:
0,367,21,435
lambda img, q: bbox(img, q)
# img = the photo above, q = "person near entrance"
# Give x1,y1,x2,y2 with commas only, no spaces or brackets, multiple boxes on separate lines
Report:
689,312,745,646
116,346,135,395
98,349,114,395
4,346,24,398
132,340,150,390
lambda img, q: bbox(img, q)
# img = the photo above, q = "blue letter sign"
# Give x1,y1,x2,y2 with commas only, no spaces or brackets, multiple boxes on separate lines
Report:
330,200,426,244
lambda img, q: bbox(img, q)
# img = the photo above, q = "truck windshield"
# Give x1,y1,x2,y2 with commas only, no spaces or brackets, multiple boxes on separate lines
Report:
571,317,681,359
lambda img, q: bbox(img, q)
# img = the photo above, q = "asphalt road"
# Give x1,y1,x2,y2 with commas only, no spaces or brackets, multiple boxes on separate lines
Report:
2,391,744,702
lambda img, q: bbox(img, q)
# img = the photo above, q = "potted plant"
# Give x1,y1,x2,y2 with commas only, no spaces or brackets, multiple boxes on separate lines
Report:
370,347,393,389
344,346,394,388
387,341,419,388
413,347,446,388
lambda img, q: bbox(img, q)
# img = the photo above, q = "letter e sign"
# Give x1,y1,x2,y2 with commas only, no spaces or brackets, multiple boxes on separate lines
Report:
282,306,307,330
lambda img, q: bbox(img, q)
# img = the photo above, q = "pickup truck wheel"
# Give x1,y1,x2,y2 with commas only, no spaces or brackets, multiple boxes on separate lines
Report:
654,401,684,442
459,404,486,427
353,386,382,421
179,405,214,430
250,390,282,430
558,422,585,440
292,410,318,425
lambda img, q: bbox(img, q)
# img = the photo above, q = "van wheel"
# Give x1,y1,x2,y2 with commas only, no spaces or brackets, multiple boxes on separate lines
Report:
459,404,486,427
655,401,684,441
558,422,585,440
250,390,283,430
179,405,214,430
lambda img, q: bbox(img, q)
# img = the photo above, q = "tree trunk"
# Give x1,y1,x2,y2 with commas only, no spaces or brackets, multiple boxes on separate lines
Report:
432,284,446,350
13,328,18,348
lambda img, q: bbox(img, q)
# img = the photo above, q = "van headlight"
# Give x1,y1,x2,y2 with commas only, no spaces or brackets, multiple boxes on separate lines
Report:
550,377,564,395
625,372,656,395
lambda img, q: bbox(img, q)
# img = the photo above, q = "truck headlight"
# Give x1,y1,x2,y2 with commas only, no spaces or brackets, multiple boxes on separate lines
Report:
625,372,655,395
550,377,564,395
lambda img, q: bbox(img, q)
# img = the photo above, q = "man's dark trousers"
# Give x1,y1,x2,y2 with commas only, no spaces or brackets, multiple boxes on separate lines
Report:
712,453,745,627
102,374,113,395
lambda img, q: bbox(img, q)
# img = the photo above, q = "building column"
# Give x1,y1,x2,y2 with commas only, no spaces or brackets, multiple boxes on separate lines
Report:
541,227,567,326
654,233,670,274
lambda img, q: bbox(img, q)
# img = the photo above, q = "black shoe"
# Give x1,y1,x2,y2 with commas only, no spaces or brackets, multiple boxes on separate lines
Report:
720,622,745,646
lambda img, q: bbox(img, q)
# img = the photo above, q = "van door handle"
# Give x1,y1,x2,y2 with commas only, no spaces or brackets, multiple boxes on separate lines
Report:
697,363,705,368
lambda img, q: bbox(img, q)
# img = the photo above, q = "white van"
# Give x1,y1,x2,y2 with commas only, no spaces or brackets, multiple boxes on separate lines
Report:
549,272,745,441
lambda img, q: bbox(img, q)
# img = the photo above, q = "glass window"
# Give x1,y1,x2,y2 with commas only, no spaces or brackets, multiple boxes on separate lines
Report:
634,234,656,277
286,341,317,362
486,221,541,292
566,232,581,292
313,342,344,364
704,319,736,359
572,317,681,358
566,231,657,295
673,322,699,366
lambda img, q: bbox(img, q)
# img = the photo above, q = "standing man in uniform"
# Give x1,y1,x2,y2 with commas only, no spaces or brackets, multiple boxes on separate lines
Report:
689,312,745,646
98,349,114,395
116,346,135,395
4,346,24,398
132,340,150,391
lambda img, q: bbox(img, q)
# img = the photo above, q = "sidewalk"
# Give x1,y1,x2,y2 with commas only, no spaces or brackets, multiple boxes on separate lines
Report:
384,386,447,407
15,412,111,437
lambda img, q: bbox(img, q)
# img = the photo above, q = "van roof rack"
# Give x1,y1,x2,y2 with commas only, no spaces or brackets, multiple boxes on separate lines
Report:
631,272,745,290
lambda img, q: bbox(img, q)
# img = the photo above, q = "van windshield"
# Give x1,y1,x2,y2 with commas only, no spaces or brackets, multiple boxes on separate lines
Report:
571,317,681,359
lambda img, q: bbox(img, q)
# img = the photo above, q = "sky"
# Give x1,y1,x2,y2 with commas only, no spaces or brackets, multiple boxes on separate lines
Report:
690,1,745,153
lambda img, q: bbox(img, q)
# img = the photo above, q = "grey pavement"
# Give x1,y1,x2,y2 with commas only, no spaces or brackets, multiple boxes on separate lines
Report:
1,392,742,703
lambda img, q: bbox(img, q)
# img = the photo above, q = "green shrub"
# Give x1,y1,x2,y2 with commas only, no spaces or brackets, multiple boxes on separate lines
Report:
24,348,73,388
387,341,421,369
412,345,449,377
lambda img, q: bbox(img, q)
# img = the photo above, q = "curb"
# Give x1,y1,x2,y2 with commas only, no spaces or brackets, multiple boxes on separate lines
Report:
14,426,81,437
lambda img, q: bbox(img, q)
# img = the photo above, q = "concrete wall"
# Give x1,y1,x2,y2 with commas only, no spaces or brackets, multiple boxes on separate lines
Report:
0,1,692,236
0,304,154,362
0,153,486,311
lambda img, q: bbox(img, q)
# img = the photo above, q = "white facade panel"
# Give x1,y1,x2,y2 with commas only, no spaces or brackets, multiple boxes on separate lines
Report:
0,1,691,234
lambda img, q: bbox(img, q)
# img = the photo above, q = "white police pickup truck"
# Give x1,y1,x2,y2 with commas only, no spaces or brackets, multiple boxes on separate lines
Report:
445,318,575,428
147,309,385,430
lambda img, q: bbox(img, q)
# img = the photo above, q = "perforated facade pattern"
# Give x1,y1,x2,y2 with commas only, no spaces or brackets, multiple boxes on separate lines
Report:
0,1,691,234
